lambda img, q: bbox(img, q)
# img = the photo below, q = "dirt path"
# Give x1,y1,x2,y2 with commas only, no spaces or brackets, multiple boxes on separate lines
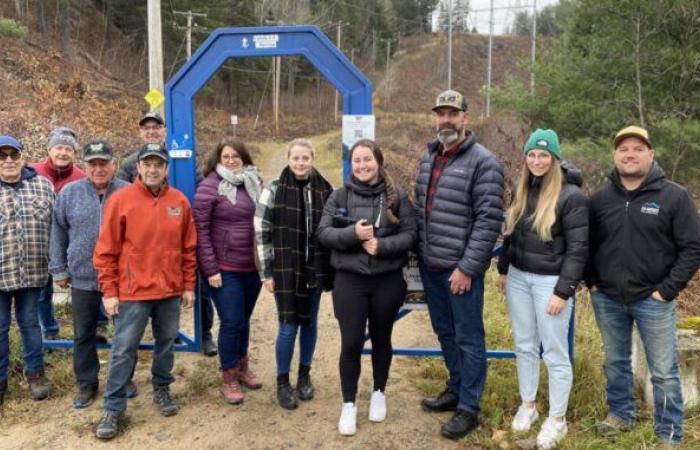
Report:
0,291,463,450
0,144,464,450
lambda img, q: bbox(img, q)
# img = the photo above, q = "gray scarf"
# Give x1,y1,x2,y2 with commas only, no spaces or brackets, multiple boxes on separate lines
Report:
216,164,261,205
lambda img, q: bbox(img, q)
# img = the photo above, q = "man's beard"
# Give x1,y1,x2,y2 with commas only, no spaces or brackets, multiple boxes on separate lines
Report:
437,128,459,146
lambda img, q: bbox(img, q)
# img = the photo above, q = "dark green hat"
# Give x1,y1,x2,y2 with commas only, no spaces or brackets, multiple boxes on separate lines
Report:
524,128,561,160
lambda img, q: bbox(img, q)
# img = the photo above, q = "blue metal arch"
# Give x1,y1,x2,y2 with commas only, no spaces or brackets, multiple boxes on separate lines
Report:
164,25,373,202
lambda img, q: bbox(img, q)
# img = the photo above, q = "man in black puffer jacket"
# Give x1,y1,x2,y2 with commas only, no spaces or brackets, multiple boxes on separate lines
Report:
415,90,504,440
587,126,700,447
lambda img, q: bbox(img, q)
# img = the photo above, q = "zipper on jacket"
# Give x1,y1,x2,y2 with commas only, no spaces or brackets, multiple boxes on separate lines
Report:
621,199,632,303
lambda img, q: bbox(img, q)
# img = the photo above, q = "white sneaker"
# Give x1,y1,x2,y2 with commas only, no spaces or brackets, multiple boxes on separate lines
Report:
511,404,539,432
536,417,568,449
338,402,357,436
368,390,386,422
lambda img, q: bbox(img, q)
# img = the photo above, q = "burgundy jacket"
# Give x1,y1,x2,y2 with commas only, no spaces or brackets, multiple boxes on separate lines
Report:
193,172,257,277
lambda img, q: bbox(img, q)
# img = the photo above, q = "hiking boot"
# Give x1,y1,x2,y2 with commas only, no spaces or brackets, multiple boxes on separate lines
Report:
422,387,458,412
95,412,121,440
441,409,479,440
296,364,314,401
26,370,50,401
369,389,387,422
338,402,357,436
0,378,7,407
593,414,633,437
511,403,539,432
221,367,244,405
125,380,138,399
73,385,98,409
536,417,568,449
202,339,218,357
277,374,298,410
153,386,178,417
238,355,262,390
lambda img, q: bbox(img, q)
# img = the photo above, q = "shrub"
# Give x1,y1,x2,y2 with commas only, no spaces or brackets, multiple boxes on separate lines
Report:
0,19,27,39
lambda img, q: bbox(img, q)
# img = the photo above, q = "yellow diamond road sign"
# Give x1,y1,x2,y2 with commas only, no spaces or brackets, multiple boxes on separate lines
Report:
144,89,165,109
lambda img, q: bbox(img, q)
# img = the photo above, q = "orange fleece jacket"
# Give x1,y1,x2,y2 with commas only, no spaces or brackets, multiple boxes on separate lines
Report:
93,178,197,300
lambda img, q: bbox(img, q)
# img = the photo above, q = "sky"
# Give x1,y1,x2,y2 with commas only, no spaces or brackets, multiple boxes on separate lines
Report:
433,0,561,35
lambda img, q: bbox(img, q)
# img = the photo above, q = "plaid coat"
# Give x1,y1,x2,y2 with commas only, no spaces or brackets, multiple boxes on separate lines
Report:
0,167,55,291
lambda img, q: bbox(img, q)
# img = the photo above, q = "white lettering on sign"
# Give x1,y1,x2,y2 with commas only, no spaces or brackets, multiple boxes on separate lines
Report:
253,34,279,49
169,149,192,159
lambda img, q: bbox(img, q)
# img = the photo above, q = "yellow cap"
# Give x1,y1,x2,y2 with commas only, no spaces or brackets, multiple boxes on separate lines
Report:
614,126,651,148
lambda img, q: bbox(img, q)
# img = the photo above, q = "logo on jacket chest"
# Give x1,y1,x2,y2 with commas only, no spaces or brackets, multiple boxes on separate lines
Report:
167,206,182,217
640,202,660,216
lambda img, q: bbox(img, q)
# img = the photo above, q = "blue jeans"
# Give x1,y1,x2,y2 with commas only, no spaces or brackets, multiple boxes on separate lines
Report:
0,288,44,381
505,266,573,417
419,263,486,414
208,271,261,370
591,290,683,445
275,289,321,375
103,298,180,414
37,277,60,337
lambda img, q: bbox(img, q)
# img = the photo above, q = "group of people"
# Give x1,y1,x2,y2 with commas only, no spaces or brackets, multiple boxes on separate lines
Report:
0,89,698,449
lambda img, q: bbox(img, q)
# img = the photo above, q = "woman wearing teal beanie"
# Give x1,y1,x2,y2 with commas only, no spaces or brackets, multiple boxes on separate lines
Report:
496,129,589,449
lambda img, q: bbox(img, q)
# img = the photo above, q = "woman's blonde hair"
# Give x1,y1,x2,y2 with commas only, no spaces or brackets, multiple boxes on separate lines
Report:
504,158,562,242
286,138,315,158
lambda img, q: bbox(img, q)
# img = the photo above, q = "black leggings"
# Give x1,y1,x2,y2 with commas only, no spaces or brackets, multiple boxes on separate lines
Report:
333,270,406,403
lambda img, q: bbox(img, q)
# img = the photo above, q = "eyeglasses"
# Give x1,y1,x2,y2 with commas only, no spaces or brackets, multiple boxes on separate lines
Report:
140,125,164,131
0,152,21,161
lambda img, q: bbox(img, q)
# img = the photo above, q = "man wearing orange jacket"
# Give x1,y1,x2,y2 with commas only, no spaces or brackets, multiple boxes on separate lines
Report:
92,143,197,440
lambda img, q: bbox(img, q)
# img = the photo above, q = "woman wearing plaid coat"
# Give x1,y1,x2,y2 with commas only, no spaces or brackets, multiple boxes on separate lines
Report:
254,138,334,411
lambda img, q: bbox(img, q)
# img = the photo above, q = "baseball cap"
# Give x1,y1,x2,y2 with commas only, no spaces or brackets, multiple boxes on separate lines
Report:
83,140,114,161
432,89,468,112
524,129,561,160
0,135,23,152
138,143,168,162
614,126,651,149
139,112,165,127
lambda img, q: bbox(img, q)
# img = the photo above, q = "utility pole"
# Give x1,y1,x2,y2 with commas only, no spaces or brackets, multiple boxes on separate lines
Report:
530,0,537,94
384,39,391,109
147,0,164,115
447,0,453,89
174,10,208,60
334,21,344,123
372,30,377,72
485,0,494,117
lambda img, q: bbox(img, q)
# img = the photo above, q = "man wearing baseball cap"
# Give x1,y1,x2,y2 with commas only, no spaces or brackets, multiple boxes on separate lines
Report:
0,135,55,405
587,125,700,446
32,127,87,340
117,113,217,357
415,90,504,439
49,140,130,408
94,142,197,439
117,112,166,183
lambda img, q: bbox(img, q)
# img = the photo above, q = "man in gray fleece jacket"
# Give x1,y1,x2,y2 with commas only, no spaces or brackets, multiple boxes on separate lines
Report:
49,140,130,409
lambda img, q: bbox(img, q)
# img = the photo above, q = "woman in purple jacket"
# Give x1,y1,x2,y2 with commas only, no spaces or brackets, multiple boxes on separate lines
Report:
193,138,263,405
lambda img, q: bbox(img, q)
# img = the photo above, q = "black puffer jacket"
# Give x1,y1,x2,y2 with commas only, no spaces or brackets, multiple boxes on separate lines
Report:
497,163,589,299
587,162,700,303
317,176,416,275
414,133,504,277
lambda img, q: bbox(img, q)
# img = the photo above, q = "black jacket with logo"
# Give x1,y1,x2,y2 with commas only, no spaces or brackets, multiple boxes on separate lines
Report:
497,163,589,299
587,163,700,303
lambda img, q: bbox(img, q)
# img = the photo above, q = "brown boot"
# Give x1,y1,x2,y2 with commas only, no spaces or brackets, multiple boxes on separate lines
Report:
221,367,244,404
238,355,262,390
26,370,50,401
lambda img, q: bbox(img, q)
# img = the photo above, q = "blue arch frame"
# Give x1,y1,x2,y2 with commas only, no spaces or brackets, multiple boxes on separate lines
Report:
165,25,373,202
